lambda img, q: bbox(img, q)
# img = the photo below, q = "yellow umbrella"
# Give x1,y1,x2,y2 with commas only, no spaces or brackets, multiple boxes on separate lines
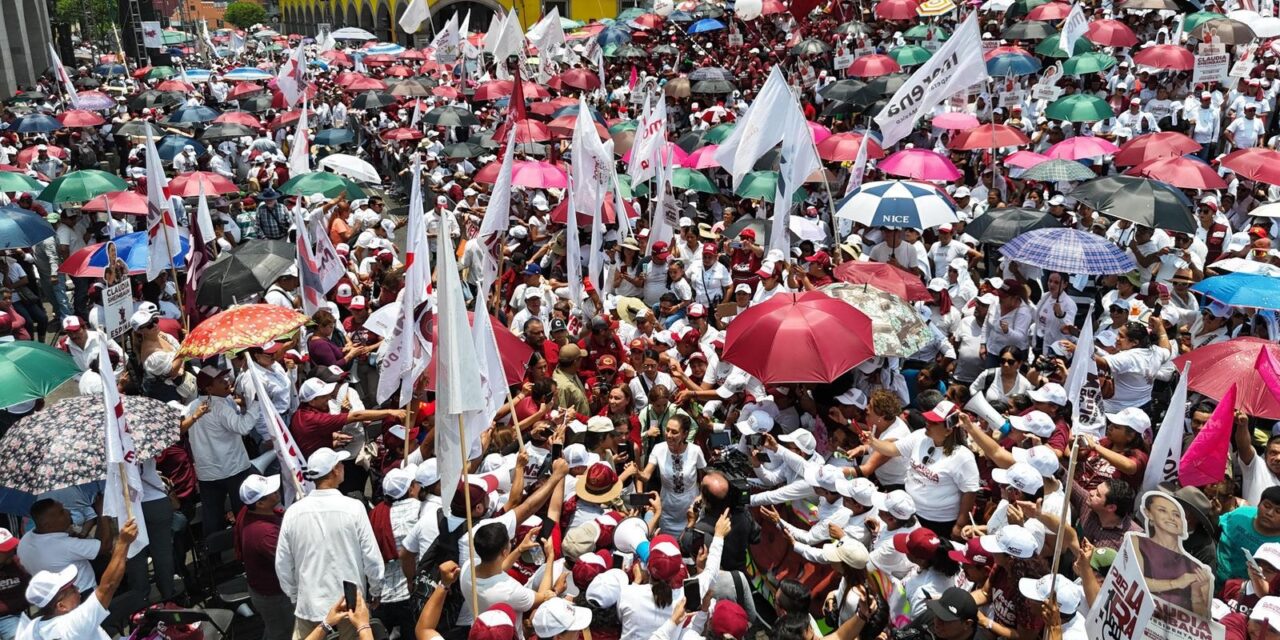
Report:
917,0,957,16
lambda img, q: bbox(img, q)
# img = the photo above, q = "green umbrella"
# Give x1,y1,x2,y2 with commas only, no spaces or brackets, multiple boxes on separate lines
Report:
673,168,718,194
1006,0,1050,19
1062,52,1117,76
37,170,127,203
0,172,43,193
162,30,192,44
903,24,949,40
1035,33,1095,58
279,172,367,200
1044,94,1115,122
609,120,638,135
703,122,736,144
889,45,933,66
1019,159,1097,182
561,17,586,29
1183,10,1224,31
615,175,634,199
145,66,177,80
617,7,647,20
734,171,808,202
0,341,79,410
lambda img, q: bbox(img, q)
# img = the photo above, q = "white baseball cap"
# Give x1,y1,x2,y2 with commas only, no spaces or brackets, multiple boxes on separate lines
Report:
1253,596,1280,631
1105,406,1153,442
735,410,775,435
778,428,817,455
1028,383,1067,406
239,473,282,504
304,447,351,479
382,464,418,499
874,489,916,520
1011,445,1061,478
564,443,601,469
1254,543,1280,570
980,524,1039,559
1019,574,1083,615
532,597,593,638
923,400,959,423
1008,411,1056,438
298,378,338,402
836,477,878,506
805,464,845,493
415,459,440,486
25,566,77,608
975,292,999,306
834,388,868,409
991,462,1044,496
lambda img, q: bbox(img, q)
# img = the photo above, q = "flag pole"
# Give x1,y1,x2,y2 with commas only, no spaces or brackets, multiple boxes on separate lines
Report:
1042,436,1080,639
457,414,480,619
402,397,417,462
160,221,190,333
118,462,135,519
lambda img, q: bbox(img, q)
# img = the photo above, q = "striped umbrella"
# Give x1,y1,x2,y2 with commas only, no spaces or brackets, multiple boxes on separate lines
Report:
835,180,958,229
1019,158,1096,181
1001,228,1137,274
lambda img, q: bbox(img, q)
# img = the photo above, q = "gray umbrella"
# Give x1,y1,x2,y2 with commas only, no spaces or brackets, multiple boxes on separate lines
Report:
199,122,257,141
351,91,397,110
1001,21,1056,40
792,38,832,56
115,120,165,138
692,79,736,94
196,239,298,307
424,106,480,127
965,207,1063,244
689,66,734,82
835,21,872,35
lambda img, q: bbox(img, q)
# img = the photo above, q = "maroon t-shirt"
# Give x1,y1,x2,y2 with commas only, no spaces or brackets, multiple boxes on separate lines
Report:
289,405,351,457
988,560,1049,635
0,562,29,616
234,508,284,596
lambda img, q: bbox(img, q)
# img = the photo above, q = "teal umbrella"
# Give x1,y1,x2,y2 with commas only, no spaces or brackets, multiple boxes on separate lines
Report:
0,341,79,410
609,120,637,135
0,172,43,193
889,45,933,66
1182,10,1224,31
734,171,808,202
279,172,367,199
1044,94,1115,122
703,122,736,144
903,24,949,40
1035,33,1095,58
1062,52,1117,75
37,170,127,203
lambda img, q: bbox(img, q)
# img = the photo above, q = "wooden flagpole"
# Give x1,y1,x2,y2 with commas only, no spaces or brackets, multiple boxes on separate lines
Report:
457,414,480,619
1042,437,1081,639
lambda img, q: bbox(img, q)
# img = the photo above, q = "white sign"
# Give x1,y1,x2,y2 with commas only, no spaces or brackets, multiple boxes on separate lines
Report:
999,91,1026,108
141,21,164,49
922,39,940,52
1198,42,1226,56
834,54,855,70
853,46,876,58
981,40,998,56
1031,84,1063,101
103,281,133,339
728,34,744,47
948,92,968,110
1193,53,1230,84
1229,59,1254,78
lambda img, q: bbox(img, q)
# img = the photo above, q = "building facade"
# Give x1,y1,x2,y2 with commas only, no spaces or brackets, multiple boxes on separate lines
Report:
276,0,621,43
0,0,55,100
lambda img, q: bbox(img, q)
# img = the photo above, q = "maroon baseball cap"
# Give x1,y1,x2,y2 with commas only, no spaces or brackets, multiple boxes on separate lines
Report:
893,528,942,560
949,537,996,567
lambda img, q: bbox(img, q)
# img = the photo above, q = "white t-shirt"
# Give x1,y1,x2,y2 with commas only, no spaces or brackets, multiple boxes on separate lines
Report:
1243,454,1280,506
17,532,100,592
869,418,911,487
457,560,536,627
17,595,111,640
894,430,981,521
1102,346,1168,412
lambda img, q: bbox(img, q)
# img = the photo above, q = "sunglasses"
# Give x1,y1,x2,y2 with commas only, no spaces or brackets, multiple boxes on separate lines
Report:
921,446,939,466
1001,358,1017,365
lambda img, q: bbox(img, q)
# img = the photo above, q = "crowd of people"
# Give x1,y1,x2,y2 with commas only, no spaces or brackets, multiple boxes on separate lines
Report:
5,1,1280,640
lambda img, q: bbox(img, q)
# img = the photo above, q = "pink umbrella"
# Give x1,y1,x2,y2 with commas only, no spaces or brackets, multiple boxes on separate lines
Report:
1124,156,1228,190
683,145,722,169
1004,150,1051,169
875,0,922,20
1086,19,1138,47
1026,1,1072,19
808,122,832,144
475,160,568,189
879,149,963,181
1132,45,1195,71
621,142,690,166
848,54,902,78
933,112,979,130
1045,137,1120,160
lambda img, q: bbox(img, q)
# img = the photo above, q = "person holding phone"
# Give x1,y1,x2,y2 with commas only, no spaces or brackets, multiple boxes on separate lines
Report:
640,415,707,537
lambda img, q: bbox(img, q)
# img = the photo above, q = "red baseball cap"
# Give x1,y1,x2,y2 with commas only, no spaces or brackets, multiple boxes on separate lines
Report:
739,228,756,241
893,528,942,560
646,535,688,587
469,603,517,640
948,536,996,567
710,601,750,637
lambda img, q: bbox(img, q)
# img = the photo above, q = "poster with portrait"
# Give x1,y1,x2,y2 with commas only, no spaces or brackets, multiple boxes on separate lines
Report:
101,242,133,339
1086,491,1225,640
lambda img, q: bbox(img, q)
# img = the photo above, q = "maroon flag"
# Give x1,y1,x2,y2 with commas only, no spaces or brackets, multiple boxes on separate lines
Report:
183,184,217,322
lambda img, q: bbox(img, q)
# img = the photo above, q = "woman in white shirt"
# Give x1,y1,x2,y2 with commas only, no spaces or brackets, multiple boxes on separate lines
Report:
616,513,729,640
982,282,1035,367
639,414,707,537
1034,272,1078,354
894,528,969,612
969,347,1034,405
846,390,911,492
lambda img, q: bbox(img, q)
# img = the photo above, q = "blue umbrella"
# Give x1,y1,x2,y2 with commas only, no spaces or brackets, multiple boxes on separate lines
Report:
87,231,189,273
835,180,958,229
688,18,726,33
366,42,406,55
12,114,63,134
182,69,212,82
94,63,127,76
223,67,273,81
314,129,354,146
1000,227,1136,275
669,10,696,21
551,104,608,125
0,205,55,248
1191,273,1280,311
157,135,206,162
597,27,632,46
167,104,220,124
986,53,1042,76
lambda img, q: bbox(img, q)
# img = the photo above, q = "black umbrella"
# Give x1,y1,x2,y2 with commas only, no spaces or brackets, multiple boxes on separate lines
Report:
73,77,101,89
835,21,872,35
694,3,725,17
1001,21,1056,41
965,207,1064,244
238,94,274,113
196,239,298,307
692,79,735,94
612,44,648,58
442,141,488,158
199,122,257,141
676,130,708,153
424,106,480,127
129,90,183,111
652,44,680,55
866,74,909,96
820,79,879,108
792,39,832,56
1070,176,1196,234
351,91,397,110
390,79,433,97
115,120,164,138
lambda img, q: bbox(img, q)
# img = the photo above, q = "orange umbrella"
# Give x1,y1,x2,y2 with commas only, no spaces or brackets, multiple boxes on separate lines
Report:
178,304,309,358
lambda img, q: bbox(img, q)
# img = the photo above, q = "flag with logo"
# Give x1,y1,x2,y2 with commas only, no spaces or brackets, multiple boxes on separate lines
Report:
288,100,310,177
98,339,149,558
378,158,433,406
771,94,822,255
246,363,311,505
143,129,181,282
1060,4,1088,55
276,44,308,108
845,134,870,196
628,95,668,184
141,21,164,48
292,210,340,316
47,44,81,109
477,127,517,290
183,183,217,323
1065,304,1098,432
434,225,484,510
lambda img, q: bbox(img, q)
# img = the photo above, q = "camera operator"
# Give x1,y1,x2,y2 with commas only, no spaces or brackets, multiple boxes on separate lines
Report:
686,471,760,572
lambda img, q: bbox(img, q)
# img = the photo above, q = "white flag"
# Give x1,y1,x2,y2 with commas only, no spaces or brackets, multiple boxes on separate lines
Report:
771,99,822,255
486,9,524,79
288,99,310,177
477,127,517,290
526,7,566,50
628,96,668,184
377,159,433,406
845,134,870,197
571,95,612,302
875,12,989,149
47,44,80,110
1065,304,1098,431
435,225,484,510
462,295,508,461
714,67,793,189
1060,4,1089,56
230,31,246,53
143,129,181,282
98,339,149,558
399,0,431,34
276,45,308,109
1141,364,1189,496
246,363,311,505
193,182,214,246
432,14,461,62
647,151,676,250
141,21,164,48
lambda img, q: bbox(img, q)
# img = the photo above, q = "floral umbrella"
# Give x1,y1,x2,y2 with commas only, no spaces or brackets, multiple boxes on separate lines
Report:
178,303,309,358
0,395,181,494
818,283,933,357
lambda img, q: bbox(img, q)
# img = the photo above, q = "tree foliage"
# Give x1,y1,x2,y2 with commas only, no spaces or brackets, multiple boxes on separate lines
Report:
223,1,266,28
55,0,120,43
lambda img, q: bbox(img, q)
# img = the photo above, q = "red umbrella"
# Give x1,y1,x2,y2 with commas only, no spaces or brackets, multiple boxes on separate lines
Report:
432,85,461,99
1026,1,1072,19
228,82,265,100
721,291,875,384
156,79,195,92
530,97,578,117
82,190,149,215
424,311,533,389
382,127,425,141
321,51,353,67
848,54,902,78
267,109,309,130
948,123,1031,150
1113,132,1202,166
131,65,153,79
555,68,602,91
1221,148,1280,186
1124,156,1227,190
362,54,397,66
817,133,886,161
400,49,428,60
875,0,922,20
1133,45,1195,71
16,145,68,165
417,61,441,76
57,243,102,278
384,65,414,77
1085,19,1138,47
630,13,664,29
1173,338,1280,419
474,160,568,188
833,262,932,301
548,115,609,139
342,76,389,92
550,193,637,225
984,46,1034,61
762,0,787,13
57,110,106,127
497,119,552,143
169,171,240,196
213,111,263,128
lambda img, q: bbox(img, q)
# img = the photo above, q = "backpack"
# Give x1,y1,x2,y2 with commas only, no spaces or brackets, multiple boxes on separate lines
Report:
410,508,467,631
127,603,204,640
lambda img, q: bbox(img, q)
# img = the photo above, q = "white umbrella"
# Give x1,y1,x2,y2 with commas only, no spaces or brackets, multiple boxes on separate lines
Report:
319,154,381,184
1251,202,1280,218
834,180,959,229
1208,258,1280,277
331,27,377,41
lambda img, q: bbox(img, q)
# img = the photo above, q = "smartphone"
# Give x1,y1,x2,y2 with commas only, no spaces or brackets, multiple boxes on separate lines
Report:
616,440,635,462
756,450,771,463
1246,547,1263,574
683,578,702,611
613,552,627,569
343,580,359,609
550,442,563,461
539,516,556,541
746,433,763,448
628,492,651,507
709,430,731,449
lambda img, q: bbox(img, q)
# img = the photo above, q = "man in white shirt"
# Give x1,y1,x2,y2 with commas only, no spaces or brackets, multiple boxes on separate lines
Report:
16,519,137,640
1236,410,1280,506
276,448,385,638
688,243,732,307
1188,91,1221,159
1226,104,1267,151
18,499,113,595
